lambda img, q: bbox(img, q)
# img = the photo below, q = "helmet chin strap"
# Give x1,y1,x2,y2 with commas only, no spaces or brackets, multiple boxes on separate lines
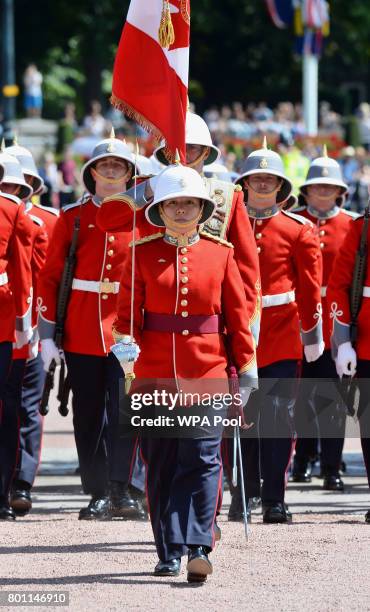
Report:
246,180,282,200
186,147,210,169
314,192,338,201
91,167,132,185
159,203,204,234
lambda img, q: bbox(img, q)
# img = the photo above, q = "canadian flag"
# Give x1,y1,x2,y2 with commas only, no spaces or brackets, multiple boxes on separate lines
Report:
111,1,190,163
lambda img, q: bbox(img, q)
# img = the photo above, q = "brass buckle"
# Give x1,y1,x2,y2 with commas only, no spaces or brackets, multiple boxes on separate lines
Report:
100,281,113,294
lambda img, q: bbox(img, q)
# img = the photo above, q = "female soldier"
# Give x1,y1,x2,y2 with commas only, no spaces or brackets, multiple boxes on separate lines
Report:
112,163,257,582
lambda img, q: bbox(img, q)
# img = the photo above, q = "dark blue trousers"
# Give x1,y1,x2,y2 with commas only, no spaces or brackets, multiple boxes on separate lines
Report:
141,435,223,562
242,360,298,503
295,350,346,474
0,341,12,399
65,352,136,497
17,353,45,486
0,358,26,500
355,360,370,489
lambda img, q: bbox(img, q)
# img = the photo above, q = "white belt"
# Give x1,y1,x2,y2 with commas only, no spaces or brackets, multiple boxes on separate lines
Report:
321,286,327,297
0,272,8,286
363,286,370,297
262,290,295,308
72,279,120,294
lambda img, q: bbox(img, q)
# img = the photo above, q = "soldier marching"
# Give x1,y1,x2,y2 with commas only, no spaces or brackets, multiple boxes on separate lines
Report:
0,126,369,555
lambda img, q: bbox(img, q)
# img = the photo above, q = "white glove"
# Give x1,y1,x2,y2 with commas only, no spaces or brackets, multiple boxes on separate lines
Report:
240,386,252,408
336,341,357,378
110,339,141,364
41,339,62,371
304,341,325,363
15,328,33,349
28,341,39,360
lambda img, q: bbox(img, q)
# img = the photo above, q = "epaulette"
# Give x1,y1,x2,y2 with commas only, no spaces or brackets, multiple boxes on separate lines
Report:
62,200,85,213
282,210,313,226
29,214,44,227
34,203,59,217
342,209,360,219
129,232,163,247
234,184,242,192
200,229,234,248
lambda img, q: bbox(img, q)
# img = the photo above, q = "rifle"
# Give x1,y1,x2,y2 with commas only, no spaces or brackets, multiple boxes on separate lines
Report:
341,204,369,416
39,215,80,417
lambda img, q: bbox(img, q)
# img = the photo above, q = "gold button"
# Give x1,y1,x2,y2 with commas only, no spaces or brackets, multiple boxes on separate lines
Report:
27,297,32,304
181,248,188,254
181,311,188,318
107,249,114,256
108,236,115,242
181,300,188,307
102,294,108,300
106,264,112,270
256,232,262,239
257,246,261,254
320,220,326,226
181,257,188,263
182,329,189,336
181,287,188,295
257,220,263,226
320,242,325,249
181,277,188,284
181,266,188,273
319,230,325,236
103,277,110,282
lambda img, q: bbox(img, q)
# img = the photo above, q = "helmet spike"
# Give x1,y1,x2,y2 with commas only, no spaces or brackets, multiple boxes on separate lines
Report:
174,149,181,165
13,132,18,146
262,135,268,150
1,138,5,152
110,126,115,139
322,143,328,158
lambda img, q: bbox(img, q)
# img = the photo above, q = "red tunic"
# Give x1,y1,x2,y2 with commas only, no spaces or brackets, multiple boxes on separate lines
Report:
327,215,370,360
37,198,132,356
96,184,261,338
13,213,48,359
297,206,355,348
31,204,59,240
0,193,33,343
248,208,322,368
114,233,257,386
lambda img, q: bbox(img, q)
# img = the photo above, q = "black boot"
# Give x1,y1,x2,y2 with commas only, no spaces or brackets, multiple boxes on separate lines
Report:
0,497,16,521
78,496,111,520
128,485,149,519
228,484,251,522
263,502,292,524
322,471,344,492
109,481,146,520
10,480,32,516
187,546,213,583
291,457,312,483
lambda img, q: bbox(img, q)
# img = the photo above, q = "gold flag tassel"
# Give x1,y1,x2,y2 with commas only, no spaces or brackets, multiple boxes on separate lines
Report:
158,1,175,49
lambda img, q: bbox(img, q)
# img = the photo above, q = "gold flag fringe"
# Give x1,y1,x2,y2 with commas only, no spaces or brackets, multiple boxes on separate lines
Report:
111,94,177,163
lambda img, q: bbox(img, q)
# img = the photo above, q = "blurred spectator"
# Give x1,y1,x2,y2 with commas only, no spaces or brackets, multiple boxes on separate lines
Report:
58,147,79,207
23,64,43,118
38,151,61,208
350,163,370,214
83,100,107,138
357,103,370,151
56,103,78,154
